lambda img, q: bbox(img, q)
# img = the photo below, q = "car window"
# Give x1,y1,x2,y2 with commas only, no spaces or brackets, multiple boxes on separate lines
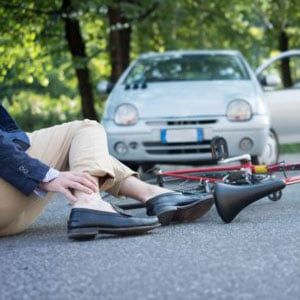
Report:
124,54,250,84
258,55,300,91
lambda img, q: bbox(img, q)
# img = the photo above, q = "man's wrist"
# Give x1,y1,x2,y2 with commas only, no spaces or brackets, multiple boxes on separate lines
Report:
34,168,60,199
42,168,60,182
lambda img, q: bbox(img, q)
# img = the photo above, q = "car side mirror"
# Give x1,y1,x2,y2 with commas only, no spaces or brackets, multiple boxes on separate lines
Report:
97,80,114,94
259,74,281,87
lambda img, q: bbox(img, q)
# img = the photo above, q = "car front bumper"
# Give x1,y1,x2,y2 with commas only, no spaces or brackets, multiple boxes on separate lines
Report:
103,115,269,164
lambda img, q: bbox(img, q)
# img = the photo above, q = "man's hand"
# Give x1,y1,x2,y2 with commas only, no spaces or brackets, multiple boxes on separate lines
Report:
38,171,98,203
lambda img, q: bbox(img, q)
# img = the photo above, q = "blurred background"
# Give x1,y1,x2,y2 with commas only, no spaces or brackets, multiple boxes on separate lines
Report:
0,0,299,136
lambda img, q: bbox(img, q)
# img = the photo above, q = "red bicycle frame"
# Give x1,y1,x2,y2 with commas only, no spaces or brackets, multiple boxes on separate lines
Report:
158,160,300,185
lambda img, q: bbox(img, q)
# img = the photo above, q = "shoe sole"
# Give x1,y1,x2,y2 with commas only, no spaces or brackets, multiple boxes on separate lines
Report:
172,197,214,223
157,209,178,226
68,223,161,240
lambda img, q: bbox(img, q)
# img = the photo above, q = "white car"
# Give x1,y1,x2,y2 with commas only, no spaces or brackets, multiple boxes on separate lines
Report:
255,50,300,162
101,50,271,170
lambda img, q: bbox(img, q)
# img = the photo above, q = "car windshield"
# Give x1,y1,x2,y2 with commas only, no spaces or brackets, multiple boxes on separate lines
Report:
124,54,250,84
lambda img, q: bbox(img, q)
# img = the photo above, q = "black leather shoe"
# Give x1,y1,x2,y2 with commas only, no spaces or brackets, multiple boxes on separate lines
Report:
145,192,214,225
68,208,160,240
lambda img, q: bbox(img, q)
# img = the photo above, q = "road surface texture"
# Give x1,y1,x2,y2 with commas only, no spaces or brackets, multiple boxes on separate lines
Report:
1,154,300,300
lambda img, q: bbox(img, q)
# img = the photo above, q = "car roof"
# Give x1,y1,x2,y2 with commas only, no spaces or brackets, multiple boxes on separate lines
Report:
138,50,242,59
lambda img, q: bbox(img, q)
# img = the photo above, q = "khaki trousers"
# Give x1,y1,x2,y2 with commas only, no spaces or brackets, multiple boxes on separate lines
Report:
0,120,135,237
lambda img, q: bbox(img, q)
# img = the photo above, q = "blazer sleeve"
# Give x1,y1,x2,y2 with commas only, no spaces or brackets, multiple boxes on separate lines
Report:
0,133,50,196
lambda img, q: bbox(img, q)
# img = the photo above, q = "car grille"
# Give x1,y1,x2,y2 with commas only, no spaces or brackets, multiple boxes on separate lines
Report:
144,118,217,155
167,120,216,126
143,140,212,155
146,119,217,126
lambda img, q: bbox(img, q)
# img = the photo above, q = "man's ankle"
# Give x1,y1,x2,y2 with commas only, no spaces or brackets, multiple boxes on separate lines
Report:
73,192,117,213
73,201,117,213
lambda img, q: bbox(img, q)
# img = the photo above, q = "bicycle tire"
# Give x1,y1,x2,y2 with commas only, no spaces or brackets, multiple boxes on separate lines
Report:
144,169,271,194
105,167,280,210
144,171,222,195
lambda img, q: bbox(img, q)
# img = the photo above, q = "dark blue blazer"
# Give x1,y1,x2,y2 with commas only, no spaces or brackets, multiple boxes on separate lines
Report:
0,103,49,195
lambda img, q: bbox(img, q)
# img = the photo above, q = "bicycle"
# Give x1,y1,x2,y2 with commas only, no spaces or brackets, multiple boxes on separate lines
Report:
117,137,300,223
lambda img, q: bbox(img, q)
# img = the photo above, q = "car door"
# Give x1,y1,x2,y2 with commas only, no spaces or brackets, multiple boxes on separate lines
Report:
256,50,300,144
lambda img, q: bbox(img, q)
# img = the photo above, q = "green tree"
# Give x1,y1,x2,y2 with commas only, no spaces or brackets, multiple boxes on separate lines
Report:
107,0,159,82
252,0,300,86
131,0,300,69
1,0,300,125
0,0,102,119
0,0,160,120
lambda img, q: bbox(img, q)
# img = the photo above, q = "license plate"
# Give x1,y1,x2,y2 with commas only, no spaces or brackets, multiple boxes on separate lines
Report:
161,128,203,143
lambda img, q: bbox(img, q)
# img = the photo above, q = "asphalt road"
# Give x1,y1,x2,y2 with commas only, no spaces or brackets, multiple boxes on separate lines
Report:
1,154,300,300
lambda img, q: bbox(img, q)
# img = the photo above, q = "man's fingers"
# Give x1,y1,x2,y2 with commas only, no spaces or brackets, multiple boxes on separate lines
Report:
70,173,98,192
68,181,94,194
62,189,78,203
44,172,99,200
82,173,99,190
83,173,98,186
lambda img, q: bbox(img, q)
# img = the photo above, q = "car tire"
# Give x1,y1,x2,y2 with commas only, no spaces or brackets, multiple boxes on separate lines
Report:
252,130,279,165
124,163,155,174
140,163,155,173
125,163,140,171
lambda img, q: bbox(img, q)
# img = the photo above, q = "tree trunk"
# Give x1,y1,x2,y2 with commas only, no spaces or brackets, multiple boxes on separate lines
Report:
108,5,132,83
279,30,293,88
62,0,98,120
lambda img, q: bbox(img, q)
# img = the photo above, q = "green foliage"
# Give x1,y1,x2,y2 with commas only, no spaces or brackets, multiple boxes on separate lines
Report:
2,90,107,131
1,0,300,127
2,92,81,131
131,0,300,67
280,144,300,153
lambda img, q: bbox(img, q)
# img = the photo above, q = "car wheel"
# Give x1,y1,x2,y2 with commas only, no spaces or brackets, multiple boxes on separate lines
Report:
125,163,140,171
140,163,155,173
252,130,279,165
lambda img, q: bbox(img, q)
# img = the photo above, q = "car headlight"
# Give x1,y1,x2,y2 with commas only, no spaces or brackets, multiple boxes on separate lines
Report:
226,99,252,121
114,104,138,125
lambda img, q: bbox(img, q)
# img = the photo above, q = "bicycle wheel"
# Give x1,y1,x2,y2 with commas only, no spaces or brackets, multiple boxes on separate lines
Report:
144,168,272,194
144,171,224,195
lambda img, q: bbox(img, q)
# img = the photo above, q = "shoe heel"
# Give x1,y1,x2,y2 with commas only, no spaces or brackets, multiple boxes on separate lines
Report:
68,227,98,240
157,209,177,226
173,198,214,222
